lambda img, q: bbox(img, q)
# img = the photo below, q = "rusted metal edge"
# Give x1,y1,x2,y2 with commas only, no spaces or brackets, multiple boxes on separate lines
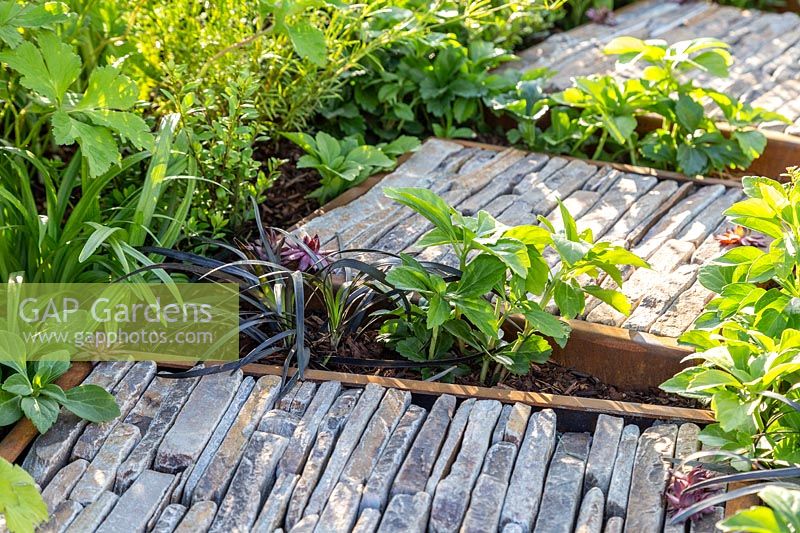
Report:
0,362,93,463
158,361,713,424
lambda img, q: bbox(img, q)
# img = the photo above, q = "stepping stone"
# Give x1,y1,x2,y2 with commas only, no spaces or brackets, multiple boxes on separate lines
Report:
623,424,678,532
378,492,431,533
316,482,364,533
353,508,382,533
155,370,243,474
461,442,517,533
575,487,604,533
606,424,640,518
252,473,298,533
64,491,118,533
174,501,217,533
499,409,557,531
71,423,141,505
425,398,474,495
192,375,282,504
584,415,624,495
152,503,187,533
41,459,88,513
285,430,338,529
533,432,591,533
96,470,175,533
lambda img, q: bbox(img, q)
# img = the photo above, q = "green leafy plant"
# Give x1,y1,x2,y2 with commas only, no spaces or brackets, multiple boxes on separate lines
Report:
283,132,420,203
0,456,48,533
719,485,800,532
379,187,647,382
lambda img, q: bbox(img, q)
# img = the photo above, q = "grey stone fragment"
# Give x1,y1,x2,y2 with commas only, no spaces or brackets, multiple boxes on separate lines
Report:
72,361,156,461
675,423,701,462
64,491,118,533
208,431,289,533
577,174,657,241
353,508,382,533
575,487,604,533
623,424,678,533
492,404,513,445
606,424,640,519
315,482,364,533
676,189,742,246
96,470,175,533
174,501,217,533
503,525,524,533
497,198,535,226
502,403,531,446
649,280,714,337
585,414,624,495
512,157,569,195
377,492,431,533
430,400,503,533
461,442,518,533
123,375,171,435
516,159,599,215
584,167,621,193
361,404,426,512
604,516,623,533
391,395,455,498
192,375,281,504
41,459,88,513
303,384,385,517
38,500,83,533
280,381,317,417
602,180,680,245
425,398,474,495
179,376,254,505
288,514,318,533
252,473,298,533
500,409,558,531
533,432,591,533
155,370,243,474
23,361,133,486
71,423,141,505
116,374,201,493
458,154,548,215
622,264,700,331
152,503,188,533
285,430,336,529
259,409,301,437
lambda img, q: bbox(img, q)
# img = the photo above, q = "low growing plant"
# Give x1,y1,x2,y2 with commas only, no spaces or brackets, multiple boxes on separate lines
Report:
0,456,48,533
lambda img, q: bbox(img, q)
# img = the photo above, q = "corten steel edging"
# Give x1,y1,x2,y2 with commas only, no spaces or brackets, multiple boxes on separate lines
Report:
158,360,713,424
0,362,93,463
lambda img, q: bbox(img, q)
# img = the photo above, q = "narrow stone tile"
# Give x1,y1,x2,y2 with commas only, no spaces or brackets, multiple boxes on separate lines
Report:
179,376,254,505
604,516,623,533
533,432,591,533
192,375,282,504
575,487,605,533
361,404,427,512
174,501,217,533
458,153,548,215
623,424,678,532
377,492,431,533
316,482,364,533
259,409,301,437
492,404,513,445
622,264,701,331
285,430,337,529
38,500,83,533
208,432,289,532
280,381,317,417
64,491,117,533
288,514,318,533
585,414,624,495
303,384,385,518
430,400,503,532
116,374,201,493
601,180,680,246
512,157,569,196
461,442,517,533
425,398,474,495
606,424,640,519
23,361,133,485
649,280,714,338
499,409,557,531
155,370,243,474
41,459,88,513
96,470,175,533
71,423,141,505
152,503,187,533
675,423,701,463
676,189,742,246
72,361,156,461
353,508,382,533
123,375,171,435
252,473,298,533
576,174,658,241
502,403,531,446
517,159,599,215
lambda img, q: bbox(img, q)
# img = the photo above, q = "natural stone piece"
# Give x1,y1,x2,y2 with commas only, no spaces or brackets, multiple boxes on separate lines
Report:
623,424,678,532
378,492,431,533
503,524,523,533
584,167,621,194
577,174,657,241
689,506,724,533
279,385,355,477
303,384,385,517
623,264,700,331
391,395,455,498
171,470,189,505
499,409,558,531
41,459,88,513
692,220,729,265
585,415,624,495
252,473,298,533
192,375,282,504
460,442,517,533
259,409,301,437
492,404,512,445
72,361,156,461
676,189,742,246
501,402,531,446
602,180,680,245
39,500,83,533
179,376,254,505
71,423,141,505
604,516,623,533
316,482,364,533
64,491,118,533
284,431,337,529
353,508,382,533
649,280,714,337
152,503,187,533
209,432,289,533
606,424,640,519
174,501,217,533
575,487,604,533
124,375,171,435
533,432,591,533
155,370,243,474
288,514,318,533
457,149,526,195
23,361,133,485
116,373,201,493
278,381,317,417
430,400,503,532
516,159,599,215
497,198,535,226
361,404,426,512
458,154,547,215
96,470,175,533
425,398,474,495
512,157,569,195
675,423,701,466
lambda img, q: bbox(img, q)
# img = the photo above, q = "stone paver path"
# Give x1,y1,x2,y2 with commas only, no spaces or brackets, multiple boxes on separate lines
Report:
501,0,800,135
22,363,709,532
297,139,744,339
